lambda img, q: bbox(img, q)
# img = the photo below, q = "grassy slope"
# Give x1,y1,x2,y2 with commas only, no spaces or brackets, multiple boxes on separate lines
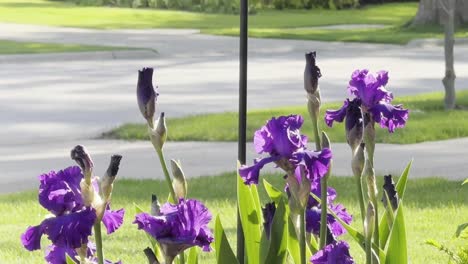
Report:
105,91,468,144
3,1,466,44
0,39,127,54
1,174,466,263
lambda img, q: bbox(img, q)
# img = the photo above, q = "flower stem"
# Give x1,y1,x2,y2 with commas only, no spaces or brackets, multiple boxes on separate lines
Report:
156,148,177,203
355,174,366,225
319,175,328,249
299,209,307,264
94,222,104,264
311,113,322,151
365,235,372,264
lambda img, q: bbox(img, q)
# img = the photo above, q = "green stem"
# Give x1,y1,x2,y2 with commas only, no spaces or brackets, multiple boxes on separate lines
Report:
319,175,328,249
179,252,185,264
299,209,307,264
156,148,177,203
94,222,104,264
371,196,379,247
311,114,322,151
365,234,372,264
355,174,366,225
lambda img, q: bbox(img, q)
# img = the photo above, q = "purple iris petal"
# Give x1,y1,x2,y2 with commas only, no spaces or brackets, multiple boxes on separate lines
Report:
306,207,321,234
311,241,355,264
327,203,353,237
308,187,337,208
134,199,213,256
21,225,43,251
256,115,307,157
325,100,349,127
42,207,96,249
370,102,409,132
45,244,78,264
239,156,278,185
292,148,332,182
348,69,393,108
38,166,84,216
102,205,125,235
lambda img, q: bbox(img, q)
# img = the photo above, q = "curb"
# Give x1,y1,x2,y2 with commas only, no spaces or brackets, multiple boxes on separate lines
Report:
0,49,159,63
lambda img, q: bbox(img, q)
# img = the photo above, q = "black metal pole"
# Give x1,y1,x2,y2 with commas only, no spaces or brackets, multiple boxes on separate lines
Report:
237,0,248,261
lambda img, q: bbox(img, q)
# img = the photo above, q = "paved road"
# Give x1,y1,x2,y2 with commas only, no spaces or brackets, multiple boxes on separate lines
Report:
2,139,467,193
0,23,467,192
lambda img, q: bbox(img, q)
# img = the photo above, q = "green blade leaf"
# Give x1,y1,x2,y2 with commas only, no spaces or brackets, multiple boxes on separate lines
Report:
237,167,262,264
287,216,301,264
462,178,468,185
134,203,163,261
385,202,407,264
65,254,77,264
214,215,238,264
187,247,199,264
379,160,412,248
263,179,285,203
455,223,468,238
264,199,288,264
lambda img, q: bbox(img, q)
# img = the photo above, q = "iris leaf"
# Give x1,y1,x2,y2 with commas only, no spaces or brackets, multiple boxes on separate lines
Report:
264,199,288,264
385,202,407,264
214,215,238,264
187,246,199,264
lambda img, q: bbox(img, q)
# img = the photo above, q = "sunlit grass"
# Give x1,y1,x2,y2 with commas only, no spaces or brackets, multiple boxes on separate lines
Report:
0,39,128,54
1,173,466,263
105,90,468,144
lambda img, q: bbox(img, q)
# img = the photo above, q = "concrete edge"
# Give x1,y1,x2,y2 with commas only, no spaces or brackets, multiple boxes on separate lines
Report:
407,37,468,47
0,49,159,63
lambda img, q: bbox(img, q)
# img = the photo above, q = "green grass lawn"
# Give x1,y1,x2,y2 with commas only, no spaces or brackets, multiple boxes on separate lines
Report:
1,173,466,263
104,91,468,144
0,39,128,54
1,0,466,44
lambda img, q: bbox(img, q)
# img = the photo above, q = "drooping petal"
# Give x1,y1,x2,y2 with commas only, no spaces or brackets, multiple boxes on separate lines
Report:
133,212,169,239
325,100,349,127
45,245,78,264
311,241,355,264
102,205,125,235
38,166,84,216
239,156,277,185
21,225,43,251
42,207,96,249
327,203,353,237
370,102,409,132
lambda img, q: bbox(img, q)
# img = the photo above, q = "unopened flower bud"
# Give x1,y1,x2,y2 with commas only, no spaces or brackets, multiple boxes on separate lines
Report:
137,67,158,128
151,194,161,216
304,51,321,95
364,202,375,240
170,159,187,200
286,166,311,212
351,143,365,178
101,154,122,202
346,99,364,151
262,202,276,240
382,174,399,211
365,164,378,200
70,145,94,182
321,131,331,150
150,112,167,150
144,247,160,264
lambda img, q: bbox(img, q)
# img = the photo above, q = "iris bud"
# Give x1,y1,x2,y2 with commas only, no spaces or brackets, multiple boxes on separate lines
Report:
70,145,94,182
144,247,160,264
304,51,321,95
137,68,158,128
171,159,187,200
286,166,311,213
150,112,167,150
364,202,375,240
321,131,331,150
351,143,365,178
262,202,276,240
151,194,161,216
382,174,399,211
346,99,364,151
101,154,122,202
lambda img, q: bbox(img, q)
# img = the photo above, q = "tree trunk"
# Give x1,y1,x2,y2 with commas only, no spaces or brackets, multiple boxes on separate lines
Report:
412,0,468,26
442,0,456,110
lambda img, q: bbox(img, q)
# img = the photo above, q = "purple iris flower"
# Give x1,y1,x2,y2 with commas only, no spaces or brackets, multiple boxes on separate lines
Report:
325,70,408,133
137,67,158,123
311,241,355,264
239,115,331,185
305,200,352,239
133,199,214,260
21,166,125,261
